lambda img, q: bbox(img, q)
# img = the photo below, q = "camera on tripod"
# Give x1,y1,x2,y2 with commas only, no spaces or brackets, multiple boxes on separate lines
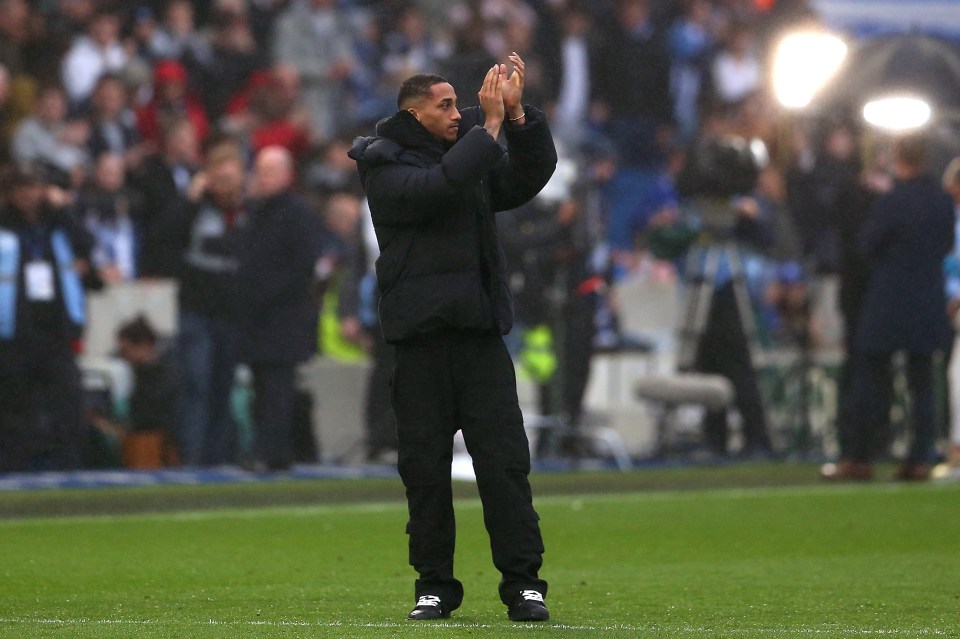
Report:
676,135,768,237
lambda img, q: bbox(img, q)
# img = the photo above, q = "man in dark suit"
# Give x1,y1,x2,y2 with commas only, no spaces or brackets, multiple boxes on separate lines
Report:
823,135,954,481
238,145,322,471
348,54,556,622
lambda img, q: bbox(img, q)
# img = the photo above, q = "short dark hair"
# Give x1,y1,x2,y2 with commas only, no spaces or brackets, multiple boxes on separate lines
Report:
2,163,46,189
397,74,448,110
117,314,158,346
894,134,927,170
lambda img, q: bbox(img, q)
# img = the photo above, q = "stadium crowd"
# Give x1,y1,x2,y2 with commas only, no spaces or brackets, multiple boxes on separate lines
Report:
1,0,957,477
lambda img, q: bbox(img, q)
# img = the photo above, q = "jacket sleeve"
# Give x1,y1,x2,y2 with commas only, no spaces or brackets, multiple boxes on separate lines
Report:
858,194,896,260
487,107,558,213
365,126,505,227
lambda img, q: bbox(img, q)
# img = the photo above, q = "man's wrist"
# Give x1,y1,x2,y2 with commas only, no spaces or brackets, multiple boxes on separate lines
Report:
506,107,525,123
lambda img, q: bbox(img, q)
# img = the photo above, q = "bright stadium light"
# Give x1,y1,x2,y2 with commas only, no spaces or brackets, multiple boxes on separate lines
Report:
862,95,932,132
772,29,848,109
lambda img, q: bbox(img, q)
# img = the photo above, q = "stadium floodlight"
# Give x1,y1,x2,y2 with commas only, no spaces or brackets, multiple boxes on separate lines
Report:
862,95,932,132
771,29,848,109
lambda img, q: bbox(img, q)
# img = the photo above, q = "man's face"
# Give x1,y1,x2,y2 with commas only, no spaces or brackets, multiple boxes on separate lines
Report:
93,78,126,117
166,122,198,164
90,14,119,47
207,158,245,203
252,151,291,198
38,89,66,123
410,82,460,144
95,154,125,192
117,338,153,366
10,182,44,216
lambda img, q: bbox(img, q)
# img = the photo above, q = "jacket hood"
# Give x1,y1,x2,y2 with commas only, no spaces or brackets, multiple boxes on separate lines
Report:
349,110,444,187
348,107,486,171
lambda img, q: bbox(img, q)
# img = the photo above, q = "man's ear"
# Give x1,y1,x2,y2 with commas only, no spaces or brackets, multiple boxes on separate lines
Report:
407,108,420,122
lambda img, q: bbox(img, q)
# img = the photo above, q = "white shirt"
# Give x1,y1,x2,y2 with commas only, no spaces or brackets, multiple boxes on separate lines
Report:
556,35,590,128
61,36,128,105
712,51,760,104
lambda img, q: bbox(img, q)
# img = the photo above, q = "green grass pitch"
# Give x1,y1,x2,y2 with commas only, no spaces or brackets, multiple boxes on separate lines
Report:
1,469,959,638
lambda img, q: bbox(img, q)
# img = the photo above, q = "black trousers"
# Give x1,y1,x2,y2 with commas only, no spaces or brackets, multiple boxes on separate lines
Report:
538,291,595,426
844,352,936,464
392,330,547,608
835,312,894,461
0,339,86,471
694,283,771,454
250,361,297,469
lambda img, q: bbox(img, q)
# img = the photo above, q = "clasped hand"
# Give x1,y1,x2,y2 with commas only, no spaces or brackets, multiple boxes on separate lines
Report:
479,52,525,139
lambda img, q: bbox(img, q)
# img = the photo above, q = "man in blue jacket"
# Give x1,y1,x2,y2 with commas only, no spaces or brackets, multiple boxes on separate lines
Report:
348,54,557,622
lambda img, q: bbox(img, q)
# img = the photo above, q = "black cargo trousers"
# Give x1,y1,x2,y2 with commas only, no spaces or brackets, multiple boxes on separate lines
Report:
391,328,547,609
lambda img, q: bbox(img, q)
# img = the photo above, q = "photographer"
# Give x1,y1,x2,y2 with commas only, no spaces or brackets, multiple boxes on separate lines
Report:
0,165,94,471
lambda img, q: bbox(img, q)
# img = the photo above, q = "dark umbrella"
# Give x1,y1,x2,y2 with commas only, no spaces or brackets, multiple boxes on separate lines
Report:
819,33,960,115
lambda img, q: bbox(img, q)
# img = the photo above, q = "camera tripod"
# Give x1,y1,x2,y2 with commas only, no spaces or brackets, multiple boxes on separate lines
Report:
675,239,763,373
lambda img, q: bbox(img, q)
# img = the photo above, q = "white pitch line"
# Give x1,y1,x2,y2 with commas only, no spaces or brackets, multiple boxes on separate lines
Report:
0,618,954,636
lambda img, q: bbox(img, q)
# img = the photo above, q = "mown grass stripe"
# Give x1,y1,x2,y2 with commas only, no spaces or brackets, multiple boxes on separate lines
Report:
0,617,953,635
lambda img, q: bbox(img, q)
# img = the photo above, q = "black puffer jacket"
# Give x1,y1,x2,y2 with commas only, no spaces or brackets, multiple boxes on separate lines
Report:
348,106,557,343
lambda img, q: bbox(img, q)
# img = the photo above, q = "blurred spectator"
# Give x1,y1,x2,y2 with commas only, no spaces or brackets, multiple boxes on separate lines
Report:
0,164,92,471
48,0,96,36
0,62,10,161
72,152,144,283
136,58,210,147
538,2,595,148
806,118,859,273
748,165,806,344
133,117,200,277
592,0,674,273
128,5,159,62
668,0,717,143
304,135,363,197
239,145,323,470
87,314,180,469
824,122,895,465
709,20,761,111
381,5,448,88
11,83,90,189
0,0,29,75
248,0,289,53
348,5,390,126
317,190,367,362
86,73,145,171
500,153,598,436
439,11,495,104
202,0,260,121
163,140,248,467
593,0,673,167
246,69,311,160
40,0,97,78
60,8,127,111
337,199,397,462
271,0,356,142
942,157,960,467
0,2,38,152
146,0,213,82
605,148,682,265
824,136,954,481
